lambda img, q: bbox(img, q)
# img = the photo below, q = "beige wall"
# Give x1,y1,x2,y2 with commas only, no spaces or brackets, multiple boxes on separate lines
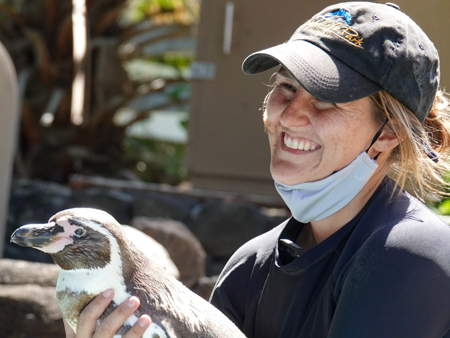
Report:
187,0,450,197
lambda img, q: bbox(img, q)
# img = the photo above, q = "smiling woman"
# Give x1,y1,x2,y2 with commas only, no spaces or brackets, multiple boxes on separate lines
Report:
209,2,450,338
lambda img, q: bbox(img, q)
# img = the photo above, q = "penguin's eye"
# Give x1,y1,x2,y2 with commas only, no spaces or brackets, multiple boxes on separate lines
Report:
74,228,87,238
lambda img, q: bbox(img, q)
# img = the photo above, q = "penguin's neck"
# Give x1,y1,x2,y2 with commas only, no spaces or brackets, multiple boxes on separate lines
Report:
56,234,133,306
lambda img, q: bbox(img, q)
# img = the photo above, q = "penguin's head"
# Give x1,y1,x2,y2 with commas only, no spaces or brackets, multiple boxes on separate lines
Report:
11,208,126,270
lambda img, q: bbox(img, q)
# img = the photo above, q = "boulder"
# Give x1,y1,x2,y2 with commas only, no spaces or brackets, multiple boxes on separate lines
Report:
5,180,71,263
205,256,230,278
8,180,71,227
122,225,180,279
131,217,205,288
0,259,59,286
0,284,64,338
188,201,269,258
67,188,134,225
132,192,197,224
191,275,219,301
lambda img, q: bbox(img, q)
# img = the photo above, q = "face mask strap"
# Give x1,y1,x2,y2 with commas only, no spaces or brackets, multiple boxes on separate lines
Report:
422,140,439,163
366,118,388,160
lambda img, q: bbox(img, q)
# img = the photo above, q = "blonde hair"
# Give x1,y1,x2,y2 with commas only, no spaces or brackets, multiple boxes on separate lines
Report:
370,90,450,201
261,73,277,132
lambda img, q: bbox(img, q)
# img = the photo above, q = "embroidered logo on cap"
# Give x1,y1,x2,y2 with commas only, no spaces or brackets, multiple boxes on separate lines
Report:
302,8,364,49
326,9,352,25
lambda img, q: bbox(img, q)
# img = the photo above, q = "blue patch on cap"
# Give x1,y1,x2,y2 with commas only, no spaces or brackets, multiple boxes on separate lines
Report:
326,9,352,25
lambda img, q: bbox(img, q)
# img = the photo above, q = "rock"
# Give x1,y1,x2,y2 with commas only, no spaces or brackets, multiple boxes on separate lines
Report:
131,217,205,288
132,192,197,223
205,256,230,277
8,180,71,228
67,188,134,224
0,259,59,286
0,284,64,338
3,242,54,265
5,179,71,263
189,201,269,258
122,225,180,279
191,275,219,301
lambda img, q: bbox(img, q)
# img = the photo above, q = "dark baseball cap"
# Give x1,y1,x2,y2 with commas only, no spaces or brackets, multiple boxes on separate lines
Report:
243,2,440,122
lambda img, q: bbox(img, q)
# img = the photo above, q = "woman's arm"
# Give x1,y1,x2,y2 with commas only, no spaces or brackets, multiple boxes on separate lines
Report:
64,289,151,337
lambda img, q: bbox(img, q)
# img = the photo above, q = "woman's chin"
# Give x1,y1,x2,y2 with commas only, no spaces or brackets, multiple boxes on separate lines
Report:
270,159,316,185
271,172,305,186
270,166,328,185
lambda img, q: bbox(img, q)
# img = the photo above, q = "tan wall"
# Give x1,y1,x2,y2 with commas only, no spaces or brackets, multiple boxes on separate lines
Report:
187,0,450,197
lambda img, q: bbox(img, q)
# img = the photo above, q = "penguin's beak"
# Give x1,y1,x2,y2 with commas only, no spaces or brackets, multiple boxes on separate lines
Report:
10,222,62,248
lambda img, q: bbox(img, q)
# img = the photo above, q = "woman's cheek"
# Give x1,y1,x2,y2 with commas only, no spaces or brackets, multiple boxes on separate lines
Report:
264,111,278,133
266,122,276,135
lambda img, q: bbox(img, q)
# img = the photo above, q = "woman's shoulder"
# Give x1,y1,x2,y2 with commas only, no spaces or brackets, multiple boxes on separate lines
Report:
350,179,450,253
343,190,450,284
332,194,450,338
218,218,288,277
336,186,450,285
367,191,450,253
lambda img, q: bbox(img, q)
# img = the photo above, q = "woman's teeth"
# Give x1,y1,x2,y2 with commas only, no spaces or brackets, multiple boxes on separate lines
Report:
284,134,317,151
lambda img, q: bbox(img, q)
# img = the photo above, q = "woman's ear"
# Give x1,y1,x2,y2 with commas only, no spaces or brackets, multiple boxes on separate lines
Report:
372,128,400,153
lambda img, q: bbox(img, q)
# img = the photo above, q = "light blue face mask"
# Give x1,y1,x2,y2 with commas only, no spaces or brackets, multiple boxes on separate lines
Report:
274,121,386,223
275,152,378,223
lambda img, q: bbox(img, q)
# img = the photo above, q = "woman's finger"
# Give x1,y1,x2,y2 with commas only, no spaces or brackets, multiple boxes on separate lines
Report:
122,315,152,338
63,318,76,338
76,288,115,337
92,296,141,338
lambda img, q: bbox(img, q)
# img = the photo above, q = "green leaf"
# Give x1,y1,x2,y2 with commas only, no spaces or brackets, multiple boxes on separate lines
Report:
437,199,450,215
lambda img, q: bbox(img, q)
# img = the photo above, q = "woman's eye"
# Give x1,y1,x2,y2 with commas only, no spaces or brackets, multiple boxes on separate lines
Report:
281,83,296,92
74,228,87,237
312,100,337,110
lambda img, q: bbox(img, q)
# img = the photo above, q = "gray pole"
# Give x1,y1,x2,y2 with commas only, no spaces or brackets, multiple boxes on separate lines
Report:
0,43,19,258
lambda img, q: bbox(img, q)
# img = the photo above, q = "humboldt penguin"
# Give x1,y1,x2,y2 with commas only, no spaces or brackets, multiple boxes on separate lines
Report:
10,208,245,338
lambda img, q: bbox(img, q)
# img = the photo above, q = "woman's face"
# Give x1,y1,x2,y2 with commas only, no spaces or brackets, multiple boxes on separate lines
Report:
266,68,381,185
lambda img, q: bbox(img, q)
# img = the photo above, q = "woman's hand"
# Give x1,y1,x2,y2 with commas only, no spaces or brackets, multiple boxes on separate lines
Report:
64,289,152,337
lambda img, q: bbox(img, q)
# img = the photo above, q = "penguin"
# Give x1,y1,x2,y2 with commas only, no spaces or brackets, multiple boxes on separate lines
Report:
10,208,246,338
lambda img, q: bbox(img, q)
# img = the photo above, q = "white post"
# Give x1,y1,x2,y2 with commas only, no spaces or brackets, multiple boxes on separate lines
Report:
223,2,234,55
71,0,87,125
0,43,19,257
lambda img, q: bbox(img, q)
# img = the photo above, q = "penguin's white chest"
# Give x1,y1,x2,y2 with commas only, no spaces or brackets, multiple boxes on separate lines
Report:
55,236,168,338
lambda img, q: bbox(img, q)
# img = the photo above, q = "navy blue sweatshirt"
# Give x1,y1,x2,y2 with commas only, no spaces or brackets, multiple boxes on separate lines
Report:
210,179,450,337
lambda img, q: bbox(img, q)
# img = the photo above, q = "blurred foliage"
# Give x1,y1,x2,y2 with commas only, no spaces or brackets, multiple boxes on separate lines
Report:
425,171,450,215
121,0,199,25
122,136,188,184
431,199,450,215
0,0,198,185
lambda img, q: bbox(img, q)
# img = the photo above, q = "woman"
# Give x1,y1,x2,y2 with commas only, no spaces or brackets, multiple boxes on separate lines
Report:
66,2,450,337
210,2,450,337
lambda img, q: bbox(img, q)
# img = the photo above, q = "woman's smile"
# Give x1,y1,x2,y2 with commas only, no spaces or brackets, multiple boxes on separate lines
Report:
281,132,321,153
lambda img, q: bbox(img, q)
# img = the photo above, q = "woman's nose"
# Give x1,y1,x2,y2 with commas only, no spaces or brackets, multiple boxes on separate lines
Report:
279,93,311,127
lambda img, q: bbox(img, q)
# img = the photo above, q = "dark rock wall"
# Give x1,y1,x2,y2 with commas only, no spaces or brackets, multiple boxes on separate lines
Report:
5,179,288,272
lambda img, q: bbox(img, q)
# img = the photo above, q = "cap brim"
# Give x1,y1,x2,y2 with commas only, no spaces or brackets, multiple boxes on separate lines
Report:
243,40,381,103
